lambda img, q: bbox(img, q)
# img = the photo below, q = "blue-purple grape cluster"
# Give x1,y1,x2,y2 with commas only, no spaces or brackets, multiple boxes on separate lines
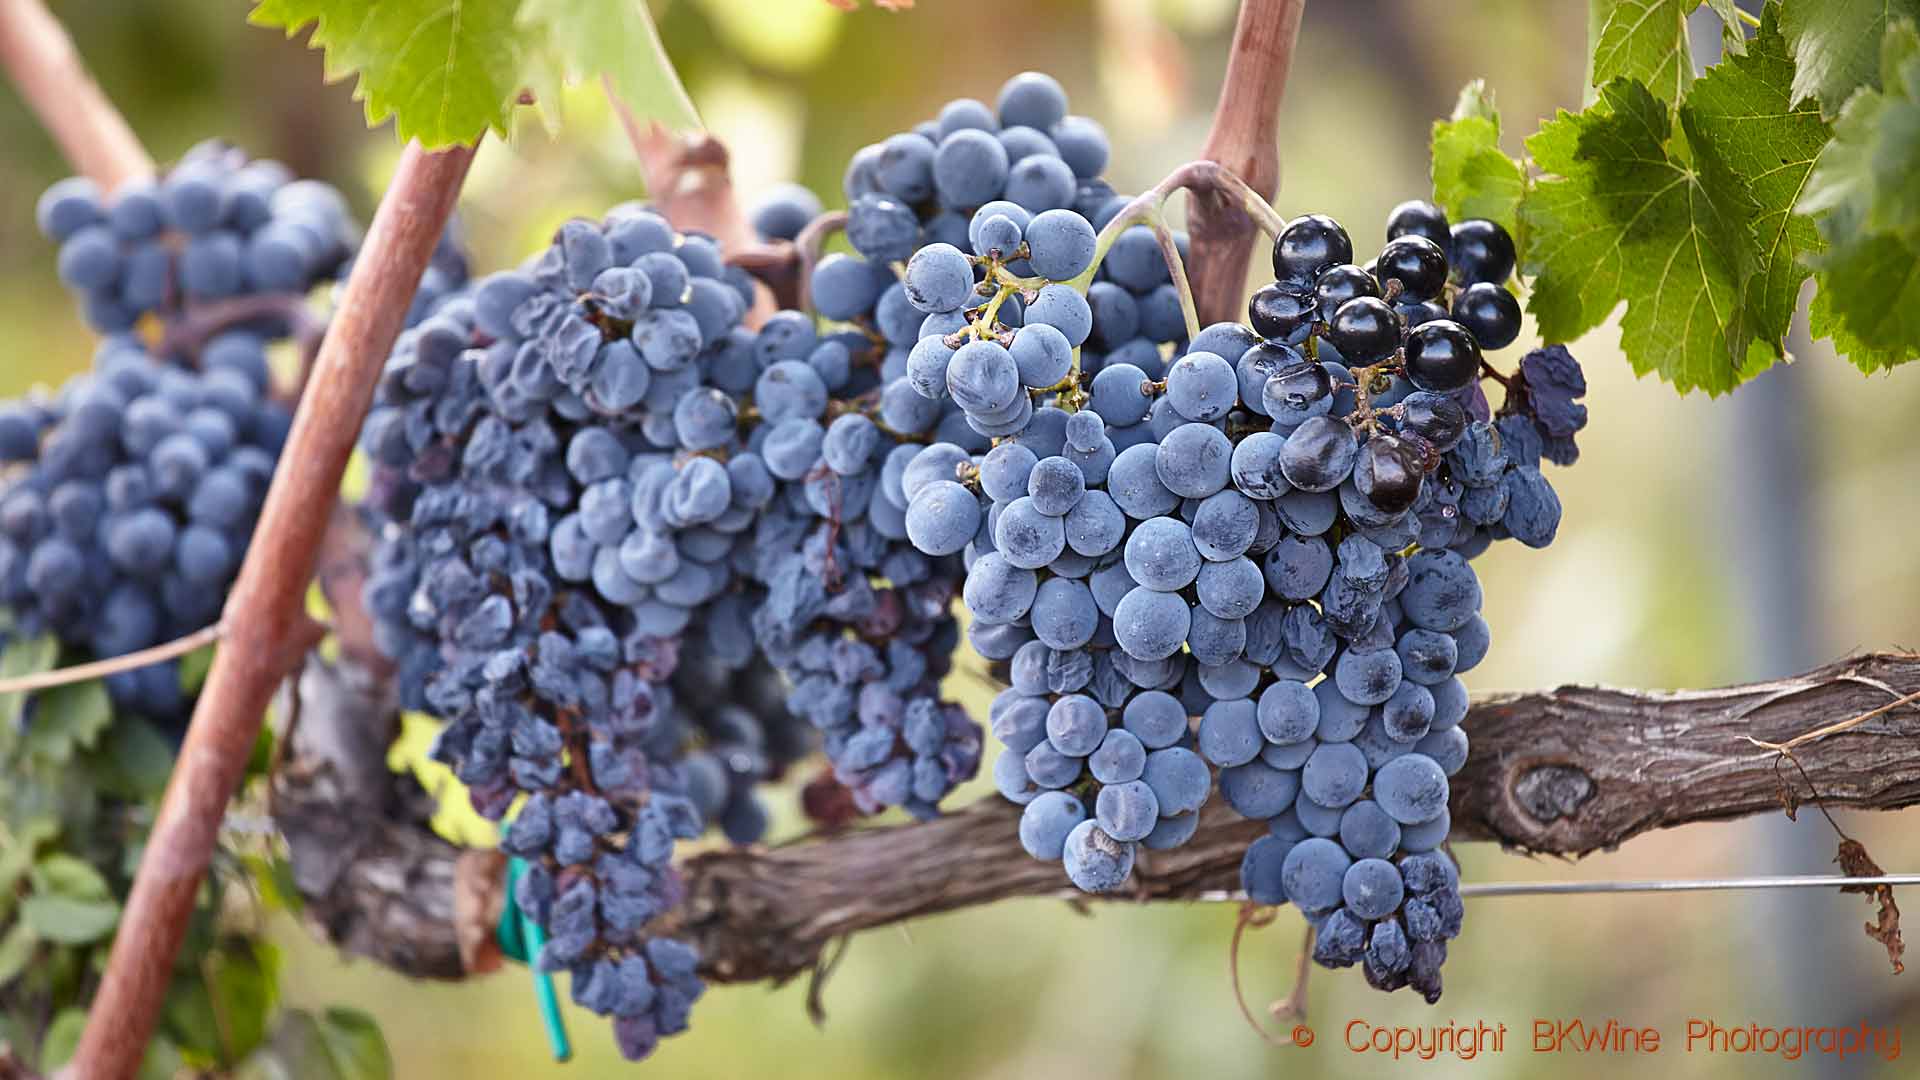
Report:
357,198,991,1059
36,142,358,335
736,311,983,818
0,334,289,724
896,181,1586,1003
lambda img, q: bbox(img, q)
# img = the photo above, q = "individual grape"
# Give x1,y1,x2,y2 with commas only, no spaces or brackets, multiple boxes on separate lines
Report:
1416,726,1470,776
1027,455,1085,515
934,129,1011,207
1273,214,1353,284
1089,728,1147,785
1337,800,1402,860
1198,698,1262,767
1280,837,1352,913
1024,209,1097,280
1384,199,1450,249
1403,320,1481,393
1194,557,1262,619
1050,116,1111,179
1154,423,1232,499
905,480,981,556
997,71,1069,131
1062,820,1135,892
1301,740,1368,808
1004,325,1072,393
904,243,976,313
1107,443,1178,519
1450,281,1521,349
963,552,1038,623
1248,284,1314,342
1256,680,1318,745
1448,219,1516,284
1123,516,1201,591
1278,416,1358,492
1325,296,1401,365
1030,577,1098,650
1312,264,1381,322
1122,691,1188,750
1400,550,1481,631
1019,791,1087,860
1228,431,1291,499
748,183,824,242
1373,235,1448,300
1164,351,1238,422
1374,753,1449,824
1241,833,1295,905
1141,746,1210,815
1025,283,1093,346
1112,587,1189,661
1096,780,1160,842
947,340,1022,415
1262,534,1333,601
1342,858,1406,920
1352,434,1424,514
995,496,1067,569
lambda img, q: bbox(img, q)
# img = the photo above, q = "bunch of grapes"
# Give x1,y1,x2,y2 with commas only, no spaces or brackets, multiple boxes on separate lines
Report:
0,334,289,724
735,311,984,819
36,141,359,335
356,191,999,1056
887,129,1586,999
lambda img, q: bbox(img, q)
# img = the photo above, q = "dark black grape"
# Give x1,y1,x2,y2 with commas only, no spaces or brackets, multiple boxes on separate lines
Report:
1385,199,1450,250
1448,219,1515,285
1450,282,1521,349
1354,434,1424,513
1324,296,1401,365
1374,236,1448,301
1273,214,1352,285
1268,360,1332,408
1395,300,1449,329
1249,283,1315,342
1403,319,1481,393
1311,264,1380,323
1399,392,1467,452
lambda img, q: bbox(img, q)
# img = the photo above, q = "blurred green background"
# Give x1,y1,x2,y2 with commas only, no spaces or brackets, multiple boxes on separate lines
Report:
3,1,1917,1076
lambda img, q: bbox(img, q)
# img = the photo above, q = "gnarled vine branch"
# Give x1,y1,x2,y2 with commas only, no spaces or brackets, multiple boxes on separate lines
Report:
273,650,1920,986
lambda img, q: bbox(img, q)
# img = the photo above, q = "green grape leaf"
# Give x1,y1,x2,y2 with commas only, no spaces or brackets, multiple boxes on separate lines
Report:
90,718,177,801
30,853,112,901
1592,0,1701,104
520,0,701,133
248,0,529,146
315,1008,394,1080
205,942,282,1065
39,1007,88,1071
1430,81,1527,235
1522,78,1768,393
23,678,114,765
1802,20,1920,368
1808,269,1918,371
1680,6,1832,360
1703,0,1748,55
1778,0,1920,116
1801,22,1920,233
20,893,120,944
0,819,57,924
0,632,60,736
0,920,39,988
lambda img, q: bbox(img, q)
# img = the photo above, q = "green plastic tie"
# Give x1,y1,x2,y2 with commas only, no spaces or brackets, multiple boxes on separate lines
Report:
500,855,572,1062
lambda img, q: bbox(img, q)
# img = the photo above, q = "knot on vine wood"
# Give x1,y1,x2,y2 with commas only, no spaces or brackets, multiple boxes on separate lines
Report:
1512,764,1595,824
